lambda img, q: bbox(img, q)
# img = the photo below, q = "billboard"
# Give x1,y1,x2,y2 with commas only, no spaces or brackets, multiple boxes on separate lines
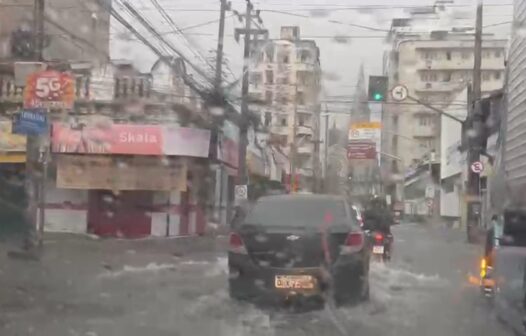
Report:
23,70,75,109
217,120,239,168
56,155,187,191
348,121,381,140
51,120,211,158
347,140,377,160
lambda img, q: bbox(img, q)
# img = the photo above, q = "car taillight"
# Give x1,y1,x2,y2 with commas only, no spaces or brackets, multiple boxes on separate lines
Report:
342,232,364,254
375,232,384,242
229,232,248,254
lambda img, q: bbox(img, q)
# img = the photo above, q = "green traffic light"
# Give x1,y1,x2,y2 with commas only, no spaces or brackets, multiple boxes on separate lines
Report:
373,93,383,101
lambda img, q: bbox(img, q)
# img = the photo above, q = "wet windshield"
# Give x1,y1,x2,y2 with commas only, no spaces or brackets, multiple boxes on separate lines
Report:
0,0,524,335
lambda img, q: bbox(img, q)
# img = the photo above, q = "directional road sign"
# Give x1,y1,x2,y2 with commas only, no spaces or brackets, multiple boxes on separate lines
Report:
391,85,408,102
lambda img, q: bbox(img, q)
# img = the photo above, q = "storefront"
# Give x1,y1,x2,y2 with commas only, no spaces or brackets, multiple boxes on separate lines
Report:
46,117,211,238
0,120,26,238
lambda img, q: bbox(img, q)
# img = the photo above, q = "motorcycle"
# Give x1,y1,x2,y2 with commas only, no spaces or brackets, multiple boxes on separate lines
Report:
370,231,392,262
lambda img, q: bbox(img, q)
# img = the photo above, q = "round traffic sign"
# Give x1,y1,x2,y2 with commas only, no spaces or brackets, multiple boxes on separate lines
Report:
235,185,248,200
470,161,484,174
391,85,408,102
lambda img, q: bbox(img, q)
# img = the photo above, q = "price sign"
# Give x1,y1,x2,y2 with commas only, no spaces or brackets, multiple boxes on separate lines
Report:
23,70,75,109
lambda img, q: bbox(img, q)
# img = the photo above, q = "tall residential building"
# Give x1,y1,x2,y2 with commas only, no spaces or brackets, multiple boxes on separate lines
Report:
0,0,111,62
502,0,526,204
249,26,322,190
381,0,506,200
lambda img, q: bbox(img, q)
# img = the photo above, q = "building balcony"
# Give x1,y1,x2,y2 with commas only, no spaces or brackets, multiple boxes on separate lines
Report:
297,142,313,155
297,125,313,136
269,124,289,136
414,81,465,92
417,58,505,71
413,126,436,138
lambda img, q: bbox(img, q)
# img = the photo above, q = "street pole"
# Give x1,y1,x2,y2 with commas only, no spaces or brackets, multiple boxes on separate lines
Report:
215,0,229,224
290,84,298,192
312,105,322,193
22,0,46,253
466,1,483,243
214,0,229,91
324,111,329,188
238,0,253,186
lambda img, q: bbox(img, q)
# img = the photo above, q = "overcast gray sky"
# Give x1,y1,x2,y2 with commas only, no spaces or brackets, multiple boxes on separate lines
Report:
111,0,512,120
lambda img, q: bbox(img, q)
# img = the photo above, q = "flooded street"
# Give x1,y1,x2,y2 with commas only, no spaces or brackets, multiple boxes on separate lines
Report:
0,224,513,336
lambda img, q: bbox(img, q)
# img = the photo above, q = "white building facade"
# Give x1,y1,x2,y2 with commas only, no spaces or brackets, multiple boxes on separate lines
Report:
249,26,322,191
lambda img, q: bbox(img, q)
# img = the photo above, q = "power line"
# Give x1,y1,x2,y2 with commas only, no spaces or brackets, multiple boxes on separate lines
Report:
264,9,390,32
149,0,212,68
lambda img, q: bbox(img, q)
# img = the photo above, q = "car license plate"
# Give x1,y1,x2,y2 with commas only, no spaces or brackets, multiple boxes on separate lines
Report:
373,245,384,254
275,275,314,289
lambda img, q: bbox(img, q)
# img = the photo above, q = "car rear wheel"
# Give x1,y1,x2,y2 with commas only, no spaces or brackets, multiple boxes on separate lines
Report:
333,271,369,306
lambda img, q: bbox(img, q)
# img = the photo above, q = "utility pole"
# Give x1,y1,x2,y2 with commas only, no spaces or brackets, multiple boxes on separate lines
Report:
466,1,483,243
24,0,45,253
312,105,322,193
290,84,298,192
214,0,230,90
238,0,253,186
323,109,330,193
235,1,266,186
214,0,230,225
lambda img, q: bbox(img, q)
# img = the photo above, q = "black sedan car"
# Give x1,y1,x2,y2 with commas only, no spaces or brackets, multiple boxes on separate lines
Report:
228,194,370,306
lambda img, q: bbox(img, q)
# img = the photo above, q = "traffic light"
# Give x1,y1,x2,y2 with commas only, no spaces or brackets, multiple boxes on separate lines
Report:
368,76,388,102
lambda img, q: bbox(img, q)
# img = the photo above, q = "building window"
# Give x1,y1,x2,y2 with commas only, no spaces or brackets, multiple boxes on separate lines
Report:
418,116,433,126
266,70,274,84
250,72,262,87
421,51,435,59
265,90,273,103
296,91,305,105
482,51,491,58
298,115,305,126
420,72,438,82
446,51,452,60
281,117,287,126
298,50,311,63
265,44,275,62
461,51,470,59
495,50,502,58
443,72,452,82
482,71,491,81
264,112,271,126
494,71,502,80
277,76,289,85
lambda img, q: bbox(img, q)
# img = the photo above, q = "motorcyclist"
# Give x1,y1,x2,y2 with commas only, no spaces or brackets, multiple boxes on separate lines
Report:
362,195,393,259
362,195,392,235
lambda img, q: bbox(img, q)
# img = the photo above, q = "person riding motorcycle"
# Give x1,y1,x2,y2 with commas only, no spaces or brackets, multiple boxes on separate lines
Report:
362,195,392,235
362,195,393,258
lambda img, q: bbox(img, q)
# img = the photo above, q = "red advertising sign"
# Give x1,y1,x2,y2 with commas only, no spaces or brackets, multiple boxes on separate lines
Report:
217,121,239,168
347,140,377,160
51,121,211,157
23,70,75,109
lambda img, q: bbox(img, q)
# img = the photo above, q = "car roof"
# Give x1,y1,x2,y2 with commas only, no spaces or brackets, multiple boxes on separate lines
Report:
257,193,346,203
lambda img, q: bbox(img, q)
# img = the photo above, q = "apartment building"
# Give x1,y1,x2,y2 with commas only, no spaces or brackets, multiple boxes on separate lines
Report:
249,26,322,190
381,1,506,204
0,0,111,62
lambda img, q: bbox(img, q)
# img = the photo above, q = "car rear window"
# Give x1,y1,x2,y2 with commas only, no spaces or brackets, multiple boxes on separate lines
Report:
244,197,351,228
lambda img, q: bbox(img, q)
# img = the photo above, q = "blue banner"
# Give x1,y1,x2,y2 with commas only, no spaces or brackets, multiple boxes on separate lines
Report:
12,108,48,136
